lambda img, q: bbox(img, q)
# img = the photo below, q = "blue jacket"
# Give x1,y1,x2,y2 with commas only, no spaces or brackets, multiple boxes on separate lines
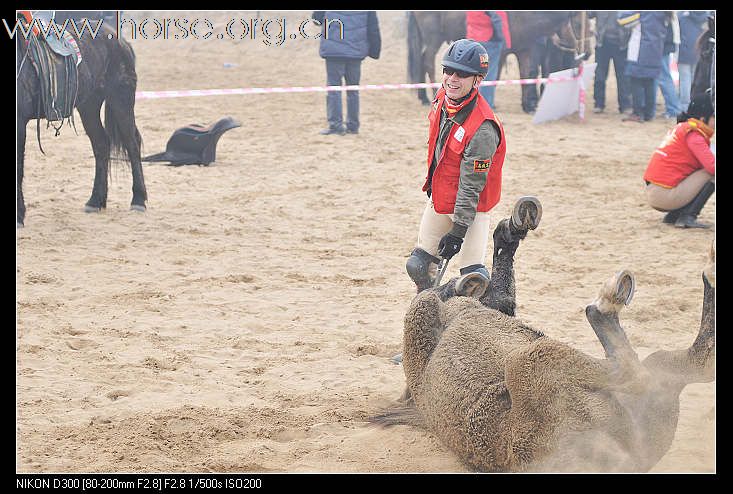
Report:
618,11,667,79
314,11,381,60
678,11,710,65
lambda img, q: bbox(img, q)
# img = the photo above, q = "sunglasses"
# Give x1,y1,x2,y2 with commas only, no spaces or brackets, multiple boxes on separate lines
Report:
443,67,474,78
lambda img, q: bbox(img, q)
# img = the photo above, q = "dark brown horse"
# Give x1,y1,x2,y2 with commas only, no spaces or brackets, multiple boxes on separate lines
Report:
16,12,147,227
690,14,715,110
407,11,593,112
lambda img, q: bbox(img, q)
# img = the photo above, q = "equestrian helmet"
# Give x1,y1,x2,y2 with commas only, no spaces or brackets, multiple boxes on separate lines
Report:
442,39,489,77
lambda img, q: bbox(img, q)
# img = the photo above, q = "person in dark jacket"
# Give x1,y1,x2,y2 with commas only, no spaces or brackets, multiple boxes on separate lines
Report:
590,11,632,114
312,11,381,135
618,11,667,122
678,11,711,111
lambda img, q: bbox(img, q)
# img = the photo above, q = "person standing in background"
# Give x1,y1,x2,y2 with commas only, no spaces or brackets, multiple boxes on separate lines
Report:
652,11,682,120
618,11,667,122
590,11,632,114
677,11,710,111
313,11,381,135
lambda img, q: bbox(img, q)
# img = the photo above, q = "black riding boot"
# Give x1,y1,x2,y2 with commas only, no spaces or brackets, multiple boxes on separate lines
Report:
662,210,681,224
406,248,440,293
674,181,715,229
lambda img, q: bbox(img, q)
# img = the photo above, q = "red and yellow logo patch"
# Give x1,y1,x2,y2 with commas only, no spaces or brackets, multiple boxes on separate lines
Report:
473,159,492,172
479,53,489,68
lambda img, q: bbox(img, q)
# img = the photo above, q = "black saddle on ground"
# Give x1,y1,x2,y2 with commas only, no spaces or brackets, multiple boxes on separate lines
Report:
142,116,241,166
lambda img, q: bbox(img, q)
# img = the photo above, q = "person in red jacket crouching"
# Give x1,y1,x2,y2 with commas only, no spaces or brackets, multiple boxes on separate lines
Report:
643,91,715,228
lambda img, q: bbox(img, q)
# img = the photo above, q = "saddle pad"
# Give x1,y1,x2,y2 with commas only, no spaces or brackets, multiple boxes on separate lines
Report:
28,35,78,122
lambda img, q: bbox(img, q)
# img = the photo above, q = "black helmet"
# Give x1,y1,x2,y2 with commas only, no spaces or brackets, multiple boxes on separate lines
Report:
442,39,489,77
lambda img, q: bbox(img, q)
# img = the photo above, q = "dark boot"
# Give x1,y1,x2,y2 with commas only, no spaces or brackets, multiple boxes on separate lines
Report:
662,210,682,224
406,248,440,293
674,182,715,229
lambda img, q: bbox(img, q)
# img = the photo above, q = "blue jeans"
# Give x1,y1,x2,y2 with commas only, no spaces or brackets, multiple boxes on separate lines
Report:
678,62,696,111
478,39,504,107
593,40,632,112
630,76,656,120
653,53,682,118
325,58,362,132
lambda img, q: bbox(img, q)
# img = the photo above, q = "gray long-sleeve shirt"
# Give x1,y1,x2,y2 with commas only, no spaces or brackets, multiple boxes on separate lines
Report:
428,99,501,236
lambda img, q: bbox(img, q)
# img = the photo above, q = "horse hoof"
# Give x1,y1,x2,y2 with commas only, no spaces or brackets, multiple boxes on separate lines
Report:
613,270,635,306
455,271,489,298
599,270,635,308
84,205,102,213
593,270,635,314
17,222,24,229
130,205,146,213
511,196,542,231
390,353,403,365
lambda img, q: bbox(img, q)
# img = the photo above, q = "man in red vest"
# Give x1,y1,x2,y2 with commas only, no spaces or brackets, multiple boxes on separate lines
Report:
406,39,508,293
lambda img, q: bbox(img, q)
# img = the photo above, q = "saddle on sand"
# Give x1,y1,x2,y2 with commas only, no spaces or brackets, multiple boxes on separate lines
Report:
142,117,242,166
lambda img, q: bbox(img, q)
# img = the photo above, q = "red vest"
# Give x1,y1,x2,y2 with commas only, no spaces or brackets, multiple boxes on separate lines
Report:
644,122,712,188
465,11,511,48
466,11,493,42
424,88,506,214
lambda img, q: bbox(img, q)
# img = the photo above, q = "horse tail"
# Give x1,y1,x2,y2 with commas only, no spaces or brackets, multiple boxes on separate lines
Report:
407,11,423,84
104,36,142,167
366,392,425,429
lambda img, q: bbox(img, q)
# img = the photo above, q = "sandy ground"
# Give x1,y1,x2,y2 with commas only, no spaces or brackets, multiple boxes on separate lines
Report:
16,11,715,473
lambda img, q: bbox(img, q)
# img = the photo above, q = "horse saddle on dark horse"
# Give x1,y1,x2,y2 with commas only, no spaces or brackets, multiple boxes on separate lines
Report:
20,11,81,128
142,117,242,166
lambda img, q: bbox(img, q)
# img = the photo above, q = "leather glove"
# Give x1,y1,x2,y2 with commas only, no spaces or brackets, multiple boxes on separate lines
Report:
437,233,463,260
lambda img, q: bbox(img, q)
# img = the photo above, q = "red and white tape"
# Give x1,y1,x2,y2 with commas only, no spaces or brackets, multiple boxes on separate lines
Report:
135,74,580,100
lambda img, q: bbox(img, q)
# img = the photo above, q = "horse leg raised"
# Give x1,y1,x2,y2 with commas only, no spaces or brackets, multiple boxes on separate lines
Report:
77,97,110,212
501,270,641,471
480,197,542,316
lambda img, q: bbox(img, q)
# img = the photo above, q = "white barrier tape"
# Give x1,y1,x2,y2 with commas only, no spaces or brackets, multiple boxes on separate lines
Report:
136,74,580,100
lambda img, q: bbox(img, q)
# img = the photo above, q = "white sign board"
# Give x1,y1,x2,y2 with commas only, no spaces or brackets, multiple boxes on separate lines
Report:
532,63,596,124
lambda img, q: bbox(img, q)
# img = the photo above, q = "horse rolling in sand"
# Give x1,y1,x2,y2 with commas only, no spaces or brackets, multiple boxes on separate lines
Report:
372,196,715,472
